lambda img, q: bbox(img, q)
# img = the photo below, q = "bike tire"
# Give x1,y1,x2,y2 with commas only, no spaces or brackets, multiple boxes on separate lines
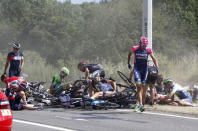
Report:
117,71,136,87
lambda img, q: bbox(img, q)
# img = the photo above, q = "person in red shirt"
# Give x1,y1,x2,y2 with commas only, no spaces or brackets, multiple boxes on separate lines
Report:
1,74,42,110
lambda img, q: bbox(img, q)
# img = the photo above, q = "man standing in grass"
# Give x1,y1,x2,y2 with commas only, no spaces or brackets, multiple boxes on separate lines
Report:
128,36,158,112
4,42,24,77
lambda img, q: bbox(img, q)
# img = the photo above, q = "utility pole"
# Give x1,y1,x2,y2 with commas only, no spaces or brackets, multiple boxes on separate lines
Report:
142,0,152,49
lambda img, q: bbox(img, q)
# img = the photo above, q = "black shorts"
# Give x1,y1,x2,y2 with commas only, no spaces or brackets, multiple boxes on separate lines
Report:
147,66,158,84
10,95,23,110
147,75,157,84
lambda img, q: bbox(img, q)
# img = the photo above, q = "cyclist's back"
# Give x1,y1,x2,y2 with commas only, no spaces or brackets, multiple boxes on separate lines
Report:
147,65,158,84
78,62,105,78
52,74,62,88
83,64,103,73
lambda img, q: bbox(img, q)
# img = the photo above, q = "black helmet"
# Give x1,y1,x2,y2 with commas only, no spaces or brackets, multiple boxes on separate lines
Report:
77,61,86,69
13,42,21,49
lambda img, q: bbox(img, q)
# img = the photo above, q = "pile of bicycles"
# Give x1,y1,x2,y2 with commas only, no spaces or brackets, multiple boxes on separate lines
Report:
25,71,137,110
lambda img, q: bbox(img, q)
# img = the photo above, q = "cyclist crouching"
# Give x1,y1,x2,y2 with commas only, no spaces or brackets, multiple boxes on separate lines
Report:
87,77,117,101
1,74,42,110
50,67,70,96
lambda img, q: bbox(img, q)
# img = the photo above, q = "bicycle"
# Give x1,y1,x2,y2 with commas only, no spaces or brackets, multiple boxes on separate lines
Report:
114,71,137,107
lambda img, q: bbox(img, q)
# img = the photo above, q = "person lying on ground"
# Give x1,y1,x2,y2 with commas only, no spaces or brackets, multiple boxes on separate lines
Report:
158,78,193,106
85,77,117,101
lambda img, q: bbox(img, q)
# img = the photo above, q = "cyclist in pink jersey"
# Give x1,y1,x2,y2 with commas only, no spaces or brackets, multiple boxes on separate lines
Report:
128,36,158,112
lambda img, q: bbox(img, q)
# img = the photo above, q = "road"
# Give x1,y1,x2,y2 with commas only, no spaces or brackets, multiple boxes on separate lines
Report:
12,108,198,131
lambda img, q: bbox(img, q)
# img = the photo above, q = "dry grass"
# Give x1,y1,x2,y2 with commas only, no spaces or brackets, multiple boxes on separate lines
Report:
156,51,198,86
0,50,198,88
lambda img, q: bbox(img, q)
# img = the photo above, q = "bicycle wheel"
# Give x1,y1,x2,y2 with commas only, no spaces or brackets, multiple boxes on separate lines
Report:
117,71,131,84
117,71,136,87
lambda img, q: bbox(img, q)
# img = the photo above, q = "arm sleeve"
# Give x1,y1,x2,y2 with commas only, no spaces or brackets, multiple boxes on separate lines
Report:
147,48,153,55
131,46,139,53
131,46,136,53
7,53,13,60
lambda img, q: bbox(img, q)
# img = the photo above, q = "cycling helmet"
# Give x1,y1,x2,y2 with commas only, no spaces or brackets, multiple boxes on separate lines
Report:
163,78,173,85
77,61,86,69
139,36,148,47
61,67,70,75
13,42,21,49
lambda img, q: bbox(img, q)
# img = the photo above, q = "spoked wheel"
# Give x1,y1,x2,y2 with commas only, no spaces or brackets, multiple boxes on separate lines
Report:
117,71,136,87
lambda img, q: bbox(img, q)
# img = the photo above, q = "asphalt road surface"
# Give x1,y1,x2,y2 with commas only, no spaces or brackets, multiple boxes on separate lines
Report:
12,108,198,131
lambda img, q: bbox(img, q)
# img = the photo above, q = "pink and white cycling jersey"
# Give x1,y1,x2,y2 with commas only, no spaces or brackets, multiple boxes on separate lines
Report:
131,45,152,69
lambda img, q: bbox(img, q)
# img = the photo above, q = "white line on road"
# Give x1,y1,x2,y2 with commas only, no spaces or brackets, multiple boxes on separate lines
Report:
13,119,76,131
75,119,88,121
143,112,198,120
116,109,132,112
116,109,198,120
55,116,88,121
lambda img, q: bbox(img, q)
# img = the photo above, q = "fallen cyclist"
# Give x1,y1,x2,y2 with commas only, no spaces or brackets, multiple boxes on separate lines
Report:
85,77,117,101
50,67,71,96
1,74,43,110
158,78,193,106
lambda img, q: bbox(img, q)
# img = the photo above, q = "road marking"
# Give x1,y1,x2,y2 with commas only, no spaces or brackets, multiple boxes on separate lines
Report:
55,116,72,120
13,119,75,131
116,109,131,112
143,112,198,120
75,119,88,121
55,116,88,121
115,109,198,120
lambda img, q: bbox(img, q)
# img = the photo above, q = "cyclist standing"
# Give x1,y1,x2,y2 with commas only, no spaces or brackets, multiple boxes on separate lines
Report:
142,64,158,105
4,42,24,77
128,36,158,112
